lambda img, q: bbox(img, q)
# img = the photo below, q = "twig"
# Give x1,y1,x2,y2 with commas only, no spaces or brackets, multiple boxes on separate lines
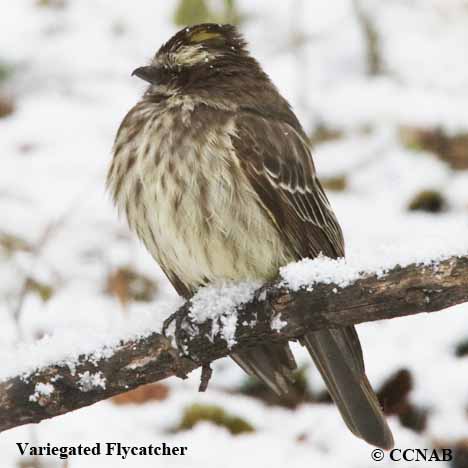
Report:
353,0,383,76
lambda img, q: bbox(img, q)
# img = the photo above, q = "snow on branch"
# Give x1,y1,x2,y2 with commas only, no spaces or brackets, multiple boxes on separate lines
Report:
1,255,468,433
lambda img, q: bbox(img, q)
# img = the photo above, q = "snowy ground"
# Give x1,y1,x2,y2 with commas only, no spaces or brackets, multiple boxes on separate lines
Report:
1,1,468,467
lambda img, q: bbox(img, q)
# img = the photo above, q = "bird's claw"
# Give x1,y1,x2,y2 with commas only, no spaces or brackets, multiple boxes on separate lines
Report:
162,306,195,353
162,306,214,391
253,283,270,304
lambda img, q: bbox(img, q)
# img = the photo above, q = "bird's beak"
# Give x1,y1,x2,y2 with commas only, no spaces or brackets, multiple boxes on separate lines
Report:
131,66,160,84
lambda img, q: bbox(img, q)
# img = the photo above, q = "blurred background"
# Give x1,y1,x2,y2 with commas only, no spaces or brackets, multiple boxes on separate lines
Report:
1,0,468,467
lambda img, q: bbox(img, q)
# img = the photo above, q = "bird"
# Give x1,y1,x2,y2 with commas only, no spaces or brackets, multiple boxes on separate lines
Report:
107,23,394,449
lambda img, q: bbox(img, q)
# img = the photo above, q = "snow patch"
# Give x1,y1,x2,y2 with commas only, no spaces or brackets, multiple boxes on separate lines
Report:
270,313,287,332
77,371,107,392
29,382,54,403
189,281,262,348
281,236,468,291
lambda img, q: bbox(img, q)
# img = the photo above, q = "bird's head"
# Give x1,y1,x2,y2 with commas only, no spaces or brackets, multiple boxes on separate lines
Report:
132,23,267,95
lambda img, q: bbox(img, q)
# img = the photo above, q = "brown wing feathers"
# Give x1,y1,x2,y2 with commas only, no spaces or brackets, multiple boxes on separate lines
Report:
232,112,344,260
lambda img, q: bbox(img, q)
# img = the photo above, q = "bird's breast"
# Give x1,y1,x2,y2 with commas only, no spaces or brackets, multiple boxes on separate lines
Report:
111,103,291,292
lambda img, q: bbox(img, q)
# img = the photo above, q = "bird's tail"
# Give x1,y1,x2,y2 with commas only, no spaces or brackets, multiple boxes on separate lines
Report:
231,342,297,396
302,326,394,450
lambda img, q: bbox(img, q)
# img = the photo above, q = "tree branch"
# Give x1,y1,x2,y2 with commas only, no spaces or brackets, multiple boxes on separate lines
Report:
1,255,468,433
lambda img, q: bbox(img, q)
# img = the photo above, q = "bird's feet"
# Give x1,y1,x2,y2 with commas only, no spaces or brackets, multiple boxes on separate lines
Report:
252,282,270,305
162,305,213,391
162,305,196,353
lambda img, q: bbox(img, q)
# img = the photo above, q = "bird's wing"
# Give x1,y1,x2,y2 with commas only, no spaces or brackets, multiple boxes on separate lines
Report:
231,113,394,449
232,111,344,260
